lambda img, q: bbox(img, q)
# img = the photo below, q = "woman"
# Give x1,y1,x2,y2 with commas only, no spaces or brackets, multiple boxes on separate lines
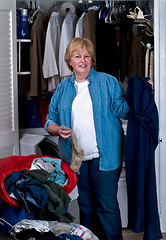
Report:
45,37,130,240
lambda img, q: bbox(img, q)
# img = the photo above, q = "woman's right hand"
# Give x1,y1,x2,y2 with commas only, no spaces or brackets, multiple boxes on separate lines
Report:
47,124,71,139
58,126,71,139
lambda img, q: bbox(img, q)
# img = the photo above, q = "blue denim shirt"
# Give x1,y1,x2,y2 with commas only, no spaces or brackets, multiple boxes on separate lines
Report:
45,67,130,171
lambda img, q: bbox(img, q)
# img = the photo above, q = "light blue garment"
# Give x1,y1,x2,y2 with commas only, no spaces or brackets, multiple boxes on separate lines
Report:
41,157,66,186
45,67,130,171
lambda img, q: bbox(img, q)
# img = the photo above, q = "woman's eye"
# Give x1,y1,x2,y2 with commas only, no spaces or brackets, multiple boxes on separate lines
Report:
85,55,90,58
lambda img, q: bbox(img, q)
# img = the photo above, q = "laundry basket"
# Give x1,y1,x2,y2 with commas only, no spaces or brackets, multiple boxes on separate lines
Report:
0,155,77,233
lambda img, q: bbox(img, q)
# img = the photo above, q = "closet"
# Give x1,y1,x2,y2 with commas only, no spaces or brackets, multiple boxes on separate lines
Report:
16,0,155,229
16,0,155,129
0,0,166,234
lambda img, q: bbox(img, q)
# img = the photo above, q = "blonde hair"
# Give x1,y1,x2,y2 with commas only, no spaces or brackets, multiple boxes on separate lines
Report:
65,37,96,71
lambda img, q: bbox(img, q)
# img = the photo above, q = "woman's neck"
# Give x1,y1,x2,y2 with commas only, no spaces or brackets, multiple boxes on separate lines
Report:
75,75,88,83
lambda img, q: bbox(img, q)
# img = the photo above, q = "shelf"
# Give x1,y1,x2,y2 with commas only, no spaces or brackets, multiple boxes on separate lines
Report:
17,39,31,43
17,71,31,75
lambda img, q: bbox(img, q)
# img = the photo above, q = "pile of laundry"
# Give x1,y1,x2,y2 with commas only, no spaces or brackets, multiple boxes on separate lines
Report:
0,156,99,239
4,157,74,223
0,155,77,224
9,219,99,240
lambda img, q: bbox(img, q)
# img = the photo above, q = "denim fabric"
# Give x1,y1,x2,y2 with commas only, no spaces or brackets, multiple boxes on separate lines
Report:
45,67,130,171
4,171,48,211
17,175,48,209
77,157,123,240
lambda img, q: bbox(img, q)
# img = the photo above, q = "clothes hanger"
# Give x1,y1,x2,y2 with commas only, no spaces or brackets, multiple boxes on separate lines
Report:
127,6,153,36
141,41,154,50
48,3,59,16
98,1,105,19
103,0,110,21
108,5,120,24
28,1,45,24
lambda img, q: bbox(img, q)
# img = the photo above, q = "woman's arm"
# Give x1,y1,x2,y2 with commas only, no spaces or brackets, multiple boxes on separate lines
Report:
47,124,71,139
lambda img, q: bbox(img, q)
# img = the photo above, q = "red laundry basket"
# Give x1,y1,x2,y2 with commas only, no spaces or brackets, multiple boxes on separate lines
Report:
0,155,77,233
0,155,77,207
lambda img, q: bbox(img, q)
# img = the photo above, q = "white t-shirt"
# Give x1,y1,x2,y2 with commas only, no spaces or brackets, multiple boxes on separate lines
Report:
71,80,99,160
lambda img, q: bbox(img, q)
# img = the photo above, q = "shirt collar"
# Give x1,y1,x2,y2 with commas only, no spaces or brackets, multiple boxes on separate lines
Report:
71,67,96,84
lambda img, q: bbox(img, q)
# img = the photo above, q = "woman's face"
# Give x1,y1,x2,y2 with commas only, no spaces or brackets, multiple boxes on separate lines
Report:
69,47,92,81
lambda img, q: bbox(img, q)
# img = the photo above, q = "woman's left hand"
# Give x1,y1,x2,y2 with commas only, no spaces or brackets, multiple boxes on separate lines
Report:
148,79,154,90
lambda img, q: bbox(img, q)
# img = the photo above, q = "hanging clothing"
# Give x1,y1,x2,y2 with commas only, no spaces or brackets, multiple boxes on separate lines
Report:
83,9,97,59
127,27,149,79
75,12,86,38
125,75,163,240
145,47,154,80
119,11,133,82
149,50,154,82
42,12,63,91
96,12,119,79
59,11,78,79
30,12,46,96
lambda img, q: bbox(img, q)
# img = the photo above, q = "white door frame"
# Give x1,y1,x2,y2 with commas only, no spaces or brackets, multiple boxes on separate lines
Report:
154,0,166,232
0,0,19,157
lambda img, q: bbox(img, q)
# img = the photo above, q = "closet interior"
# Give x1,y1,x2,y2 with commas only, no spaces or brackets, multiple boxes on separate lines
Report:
15,0,155,230
16,0,154,130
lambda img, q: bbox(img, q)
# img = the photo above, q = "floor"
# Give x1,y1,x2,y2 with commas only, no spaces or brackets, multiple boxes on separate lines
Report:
0,230,166,240
122,229,166,240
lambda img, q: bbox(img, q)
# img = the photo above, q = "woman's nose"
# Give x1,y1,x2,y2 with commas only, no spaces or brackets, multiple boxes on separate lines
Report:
81,56,85,61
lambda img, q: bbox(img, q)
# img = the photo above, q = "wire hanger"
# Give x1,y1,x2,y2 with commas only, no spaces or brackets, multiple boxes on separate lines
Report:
141,41,154,50
0,218,13,228
28,0,45,24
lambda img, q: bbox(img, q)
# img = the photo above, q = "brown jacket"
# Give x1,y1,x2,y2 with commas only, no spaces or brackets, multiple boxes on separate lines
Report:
83,9,97,59
30,13,46,96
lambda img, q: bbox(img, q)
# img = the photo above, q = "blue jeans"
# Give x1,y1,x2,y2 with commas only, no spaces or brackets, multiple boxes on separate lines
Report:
77,157,123,240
